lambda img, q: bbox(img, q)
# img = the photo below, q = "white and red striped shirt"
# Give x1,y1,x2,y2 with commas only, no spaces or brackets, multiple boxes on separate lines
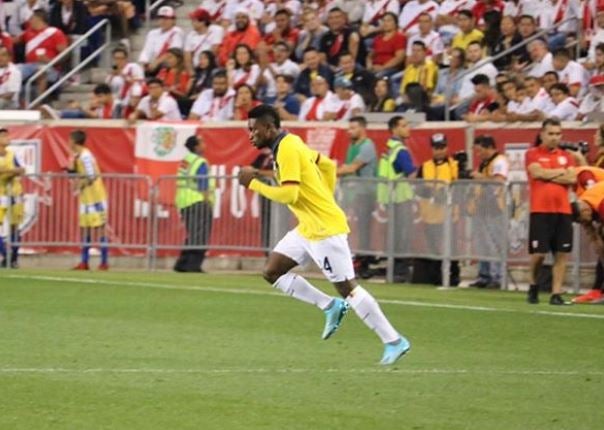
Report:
362,0,400,25
398,0,439,36
547,96,579,120
138,26,185,64
190,88,236,121
406,31,444,59
438,0,476,35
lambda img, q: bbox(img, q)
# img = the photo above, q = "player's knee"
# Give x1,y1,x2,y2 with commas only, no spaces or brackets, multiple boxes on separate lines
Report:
262,267,282,284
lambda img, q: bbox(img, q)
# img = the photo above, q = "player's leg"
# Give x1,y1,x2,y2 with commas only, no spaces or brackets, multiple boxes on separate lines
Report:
527,213,550,304
75,226,92,270
574,259,604,303
9,225,20,268
310,235,410,364
264,230,335,311
96,225,109,271
549,214,573,305
0,207,6,267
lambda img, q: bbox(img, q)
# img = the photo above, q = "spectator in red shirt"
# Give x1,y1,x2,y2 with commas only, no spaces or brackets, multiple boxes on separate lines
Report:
233,83,261,120
18,9,68,96
157,47,191,115
525,118,582,305
368,12,406,78
262,8,299,51
218,9,261,66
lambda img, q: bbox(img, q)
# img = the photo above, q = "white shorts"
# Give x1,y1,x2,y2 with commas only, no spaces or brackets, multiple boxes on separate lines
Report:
273,229,356,283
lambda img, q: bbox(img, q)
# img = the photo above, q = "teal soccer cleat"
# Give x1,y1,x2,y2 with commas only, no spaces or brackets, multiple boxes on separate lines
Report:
321,298,349,340
380,337,411,365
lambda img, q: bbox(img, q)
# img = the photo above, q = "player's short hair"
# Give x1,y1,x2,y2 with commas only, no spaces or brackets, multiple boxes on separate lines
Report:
112,47,128,57
412,40,427,51
275,74,295,85
553,47,570,59
542,117,562,129
349,116,367,128
0,127,9,134
249,104,281,129
475,135,496,148
550,82,570,95
147,78,163,87
458,9,473,20
388,115,404,131
70,129,87,145
94,83,112,95
543,70,559,81
471,73,490,86
32,9,49,23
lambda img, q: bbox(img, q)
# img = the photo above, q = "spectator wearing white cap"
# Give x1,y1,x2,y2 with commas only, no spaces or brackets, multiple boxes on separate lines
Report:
546,83,579,121
184,8,224,73
578,75,604,120
129,78,182,121
324,76,366,121
298,76,337,121
138,6,184,75
0,46,22,109
223,0,264,25
218,8,262,66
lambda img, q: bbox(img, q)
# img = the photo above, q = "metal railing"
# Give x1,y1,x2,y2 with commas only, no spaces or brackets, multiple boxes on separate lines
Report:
145,0,168,32
3,174,598,291
444,17,581,120
25,19,112,109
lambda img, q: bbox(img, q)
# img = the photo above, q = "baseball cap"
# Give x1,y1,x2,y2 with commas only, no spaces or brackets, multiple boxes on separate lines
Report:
430,133,447,147
158,6,175,19
334,76,352,89
590,75,604,87
189,7,210,22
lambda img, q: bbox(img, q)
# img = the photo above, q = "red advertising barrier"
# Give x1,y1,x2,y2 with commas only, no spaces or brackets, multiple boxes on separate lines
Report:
6,121,596,257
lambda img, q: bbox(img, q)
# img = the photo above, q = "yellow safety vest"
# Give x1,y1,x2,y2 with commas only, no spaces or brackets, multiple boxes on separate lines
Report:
175,152,215,209
419,158,458,224
376,138,413,204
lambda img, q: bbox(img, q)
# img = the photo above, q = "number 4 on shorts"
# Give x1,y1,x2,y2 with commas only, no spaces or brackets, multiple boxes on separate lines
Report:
323,257,333,273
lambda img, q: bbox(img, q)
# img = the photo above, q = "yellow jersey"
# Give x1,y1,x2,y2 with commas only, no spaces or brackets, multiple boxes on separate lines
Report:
400,59,438,95
0,149,23,197
75,148,107,205
451,29,484,51
262,132,349,240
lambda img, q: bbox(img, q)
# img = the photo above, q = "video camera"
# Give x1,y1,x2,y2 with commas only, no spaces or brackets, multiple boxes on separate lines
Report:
559,141,589,155
453,151,472,179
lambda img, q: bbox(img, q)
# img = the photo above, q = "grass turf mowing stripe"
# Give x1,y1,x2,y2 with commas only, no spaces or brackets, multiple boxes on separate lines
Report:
5,274,604,320
1,367,604,376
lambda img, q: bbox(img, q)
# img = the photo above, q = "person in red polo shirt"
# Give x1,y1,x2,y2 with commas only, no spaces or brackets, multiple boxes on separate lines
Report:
17,9,68,97
525,118,580,305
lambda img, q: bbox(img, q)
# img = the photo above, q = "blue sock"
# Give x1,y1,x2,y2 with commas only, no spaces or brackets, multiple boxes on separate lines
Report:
81,235,91,264
100,236,109,265
0,237,5,260
10,231,19,263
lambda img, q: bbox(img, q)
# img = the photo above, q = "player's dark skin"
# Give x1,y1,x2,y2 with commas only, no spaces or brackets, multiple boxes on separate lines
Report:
238,117,357,299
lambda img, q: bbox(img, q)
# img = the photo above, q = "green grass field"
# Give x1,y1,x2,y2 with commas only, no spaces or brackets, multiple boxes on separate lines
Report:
1,270,603,430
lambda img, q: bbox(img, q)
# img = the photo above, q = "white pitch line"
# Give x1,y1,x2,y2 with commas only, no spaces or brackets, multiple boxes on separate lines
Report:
1,367,603,377
4,274,604,320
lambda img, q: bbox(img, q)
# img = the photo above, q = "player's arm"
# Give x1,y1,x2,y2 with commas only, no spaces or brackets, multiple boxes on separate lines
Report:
0,156,25,179
249,179,300,204
316,153,337,194
527,163,574,182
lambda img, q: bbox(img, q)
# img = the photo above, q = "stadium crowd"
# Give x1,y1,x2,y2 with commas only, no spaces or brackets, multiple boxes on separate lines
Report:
0,0,600,121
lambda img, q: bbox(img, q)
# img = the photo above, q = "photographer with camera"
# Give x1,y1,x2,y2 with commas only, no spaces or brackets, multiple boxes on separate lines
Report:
467,135,509,289
525,118,582,305
414,133,460,287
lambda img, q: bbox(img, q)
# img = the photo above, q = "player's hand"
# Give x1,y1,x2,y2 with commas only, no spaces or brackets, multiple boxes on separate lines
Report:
238,167,258,188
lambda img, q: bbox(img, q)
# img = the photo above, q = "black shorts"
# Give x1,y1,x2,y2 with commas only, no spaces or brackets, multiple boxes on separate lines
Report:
528,213,573,254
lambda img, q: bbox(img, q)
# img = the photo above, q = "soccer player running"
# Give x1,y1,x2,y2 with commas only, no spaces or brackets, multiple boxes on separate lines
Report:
238,105,410,365
67,130,110,271
0,128,25,268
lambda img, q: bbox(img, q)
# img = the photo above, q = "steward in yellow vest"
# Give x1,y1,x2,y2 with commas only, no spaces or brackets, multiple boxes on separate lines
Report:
468,135,508,289
174,135,215,273
378,116,416,282
414,133,460,286
0,127,25,268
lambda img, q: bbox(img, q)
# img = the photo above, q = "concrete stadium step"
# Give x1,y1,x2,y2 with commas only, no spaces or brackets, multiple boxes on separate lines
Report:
88,67,109,85
58,91,90,104
63,83,97,94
